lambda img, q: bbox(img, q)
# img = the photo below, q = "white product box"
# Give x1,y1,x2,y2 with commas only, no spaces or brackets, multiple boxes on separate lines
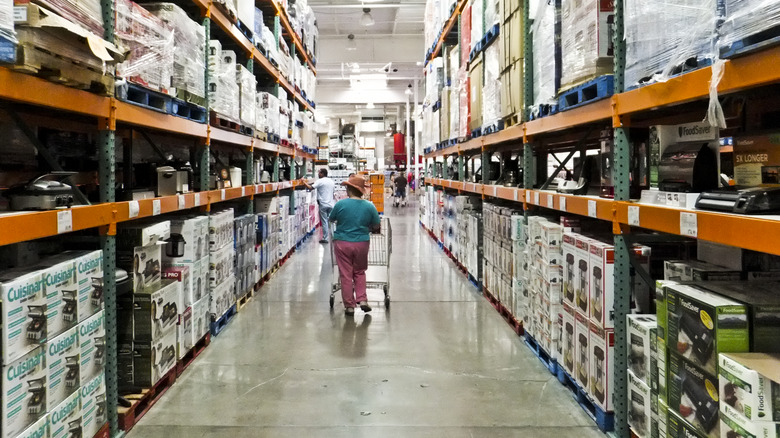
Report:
589,239,613,328
720,402,780,438
192,296,210,343
79,311,105,384
2,347,46,438
664,260,743,282
50,389,81,438
167,216,209,263
73,250,104,322
133,280,182,341
209,245,235,289
118,221,171,248
575,311,591,388
210,275,235,319
563,233,577,308
209,209,235,252
38,256,79,338
117,221,170,293
629,369,653,438
208,39,222,75
178,307,193,359
628,314,657,384
539,221,563,248
195,257,208,302
80,372,106,438
575,236,593,317
133,327,177,387
163,265,191,308
719,353,780,423
590,324,614,412
0,267,47,364
46,325,80,411
14,416,48,438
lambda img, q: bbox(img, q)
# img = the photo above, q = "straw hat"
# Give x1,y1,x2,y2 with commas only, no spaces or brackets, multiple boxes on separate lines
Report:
342,175,369,194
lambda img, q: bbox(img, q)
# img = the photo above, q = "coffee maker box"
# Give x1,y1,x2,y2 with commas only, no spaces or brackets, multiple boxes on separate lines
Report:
14,416,48,438
133,280,181,342
719,353,780,423
73,250,104,321
79,311,105,384
133,326,178,387
562,303,577,377
575,236,593,317
562,233,577,308
49,389,81,438
178,306,193,359
628,314,657,384
46,325,80,411
163,265,191,309
666,284,749,376
668,352,720,437
167,216,208,263
80,372,106,438
575,311,591,388
1,267,47,364
589,324,614,412
37,256,78,338
720,402,780,438
2,347,46,438
629,369,652,438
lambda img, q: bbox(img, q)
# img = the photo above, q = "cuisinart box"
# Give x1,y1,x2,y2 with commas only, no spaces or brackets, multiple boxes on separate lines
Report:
732,132,780,187
1,267,47,364
589,324,614,412
628,369,652,438
79,310,105,384
133,279,181,341
117,221,171,293
36,255,79,338
80,372,106,438
2,347,46,438
133,326,177,387
14,415,48,438
73,250,104,321
46,325,80,410
719,353,780,423
668,352,720,437
49,389,81,438
163,264,193,308
628,314,657,384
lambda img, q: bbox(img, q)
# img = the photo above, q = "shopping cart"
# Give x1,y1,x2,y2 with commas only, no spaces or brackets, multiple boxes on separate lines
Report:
330,216,392,309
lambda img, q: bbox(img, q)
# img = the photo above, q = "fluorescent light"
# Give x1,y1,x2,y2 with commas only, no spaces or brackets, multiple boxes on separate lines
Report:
366,102,375,109
360,8,375,26
346,34,357,51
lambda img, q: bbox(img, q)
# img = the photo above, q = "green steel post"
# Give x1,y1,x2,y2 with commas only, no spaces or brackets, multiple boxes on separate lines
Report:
101,0,114,42
442,157,449,180
522,0,532,121
523,143,533,220
273,156,280,182
482,149,490,186
458,155,465,182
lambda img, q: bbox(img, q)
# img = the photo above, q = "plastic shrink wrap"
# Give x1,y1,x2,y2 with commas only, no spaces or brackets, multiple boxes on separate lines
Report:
720,0,780,55
34,0,104,36
208,49,240,122
144,3,206,99
424,0,441,51
257,92,280,136
116,0,174,93
559,0,614,91
0,0,12,42
457,67,470,139
625,0,718,89
448,47,460,140
237,64,256,127
484,0,498,31
482,42,501,127
470,0,483,52
531,0,560,110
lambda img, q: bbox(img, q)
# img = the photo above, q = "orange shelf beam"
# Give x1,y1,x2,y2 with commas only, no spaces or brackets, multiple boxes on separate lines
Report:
0,205,115,246
270,0,316,73
525,98,612,138
210,127,253,147
428,0,468,63
0,68,110,118
115,101,208,137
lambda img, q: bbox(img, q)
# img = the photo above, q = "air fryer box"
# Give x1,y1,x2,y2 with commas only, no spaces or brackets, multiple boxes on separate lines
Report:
629,369,652,438
1,347,46,438
589,324,614,412
0,267,47,364
37,256,78,338
667,283,749,376
14,416,48,438
72,250,104,321
721,403,780,438
133,279,181,342
163,265,191,309
563,233,577,308
629,314,657,384
719,353,780,423
575,311,590,388
664,260,744,282
178,306,193,359
79,310,105,384
80,372,106,438
574,236,592,317
50,389,81,438
133,327,178,387
166,216,208,263
668,410,708,438
698,282,780,353
668,352,720,437
46,325,80,411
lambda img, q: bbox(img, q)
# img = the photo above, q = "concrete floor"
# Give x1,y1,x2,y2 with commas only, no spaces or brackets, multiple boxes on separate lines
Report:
129,199,606,437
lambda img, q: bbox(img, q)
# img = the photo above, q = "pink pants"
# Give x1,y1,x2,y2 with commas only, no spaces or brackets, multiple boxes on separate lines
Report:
333,240,370,308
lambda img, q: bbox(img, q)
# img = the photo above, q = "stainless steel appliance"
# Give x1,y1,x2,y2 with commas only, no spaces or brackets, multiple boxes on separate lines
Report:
696,186,780,214
6,172,82,210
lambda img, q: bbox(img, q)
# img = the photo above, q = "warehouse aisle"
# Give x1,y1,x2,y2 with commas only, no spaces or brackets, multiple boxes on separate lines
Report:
128,197,605,438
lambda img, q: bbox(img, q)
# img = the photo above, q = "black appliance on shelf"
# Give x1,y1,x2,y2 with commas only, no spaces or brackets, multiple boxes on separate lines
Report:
658,143,718,192
27,378,46,415
696,186,780,214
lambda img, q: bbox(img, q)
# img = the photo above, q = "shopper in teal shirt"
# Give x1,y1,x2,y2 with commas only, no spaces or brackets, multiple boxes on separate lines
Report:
329,175,381,316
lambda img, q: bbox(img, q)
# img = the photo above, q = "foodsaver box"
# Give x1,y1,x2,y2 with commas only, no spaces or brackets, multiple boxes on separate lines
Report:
668,352,720,437
719,353,780,423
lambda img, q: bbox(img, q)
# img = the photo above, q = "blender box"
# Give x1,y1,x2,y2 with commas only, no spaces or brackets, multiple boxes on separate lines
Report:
80,372,106,438
37,256,78,338
719,353,780,423
1,267,47,364
49,389,81,438
78,311,105,384
575,311,590,388
628,314,657,384
629,369,652,438
192,296,210,342
72,251,103,322
666,283,749,375
166,216,209,263
46,325,80,410
177,306,193,359
590,324,614,412
163,265,192,309
563,233,577,308
721,402,780,438
2,347,46,438
668,351,720,437
698,282,780,353
133,279,181,342
575,236,593,317
664,260,744,282
668,410,709,438
133,327,177,387
14,416,48,438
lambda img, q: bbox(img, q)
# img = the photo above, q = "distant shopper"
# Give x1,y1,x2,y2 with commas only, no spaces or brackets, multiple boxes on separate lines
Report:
301,168,335,244
329,175,381,316
394,172,408,206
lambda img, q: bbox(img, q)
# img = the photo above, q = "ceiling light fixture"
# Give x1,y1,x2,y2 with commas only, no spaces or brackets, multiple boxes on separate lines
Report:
366,102,375,109
360,8,375,26
404,83,413,95
346,34,357,51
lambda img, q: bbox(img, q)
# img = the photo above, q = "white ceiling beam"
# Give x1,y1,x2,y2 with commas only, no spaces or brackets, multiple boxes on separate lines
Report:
310,3,424,8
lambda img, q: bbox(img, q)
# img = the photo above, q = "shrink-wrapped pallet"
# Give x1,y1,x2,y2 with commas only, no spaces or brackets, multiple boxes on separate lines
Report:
0,0,12,42
482,42,501,128
470,0,483,52
457,67,470,139
531,0,560,109
237,64,256,127
559,0,613,91
115,0,174,93
720,0,780,57
208,49,240,122
33,0,103,36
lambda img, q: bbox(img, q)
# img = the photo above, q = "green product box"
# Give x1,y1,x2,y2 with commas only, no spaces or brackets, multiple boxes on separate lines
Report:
651,400,668,438
666,283,749,376
668,410,708,438
668,352,720,437
719,353,780,423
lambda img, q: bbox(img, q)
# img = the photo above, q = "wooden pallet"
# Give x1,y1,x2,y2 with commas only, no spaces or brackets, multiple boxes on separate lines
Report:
255,131,268,141
176,333,211,377
92,422,110,438
175,89,207,108
210,304,237,337
210,111,240,132
11,43,113,95
502,112,521,128
117,367,177,432
236,288,253,311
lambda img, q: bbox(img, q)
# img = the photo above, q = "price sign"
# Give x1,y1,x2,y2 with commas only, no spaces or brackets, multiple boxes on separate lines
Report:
628,206,640,227
177,195,186,210
588,200,597,218
560,197,567,212
526,191,532,203
129,201,140,218
57,210,73,234
680,212,698,238
547,195,554,208
221,189,226,201
152,199,161,216
493,186,498,197
194,193,201,205
534,192,540,205
241,187,246,197
514,189,518,201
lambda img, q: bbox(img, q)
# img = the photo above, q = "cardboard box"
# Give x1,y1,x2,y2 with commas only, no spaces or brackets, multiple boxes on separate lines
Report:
666,284,749,375
589,324,614,411
133,280,182,341
1,347,46,438
697,240,780,272
50,389,81,438
79,311,105,384
733,132,780,187
80,372,106,438
166,216,209,263
209,244,235,289
163,264,194,308
209,209,235,252
117,221,171,248
575,311,590,387
719,353,780,423
73,250,104,321
500,59,523,118
469,52,484,131
192,296,210,343
178,306,193,359
563,233,577,308
37,256,79,338
575,236,592,316
720,402,780,438
118,243,163,293
14,416,48,438
133,327,177,387
651,400,668,438
668,410,708,438
629,314,657,384
46,325,80,411
210,275,235,319
0,267,47,364
629,369,653,438
500,10,524,69
668,352,720,437
664,260,744,282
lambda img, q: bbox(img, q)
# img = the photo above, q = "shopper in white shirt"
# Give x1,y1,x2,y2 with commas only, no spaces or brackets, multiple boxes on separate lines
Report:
302,168,336,243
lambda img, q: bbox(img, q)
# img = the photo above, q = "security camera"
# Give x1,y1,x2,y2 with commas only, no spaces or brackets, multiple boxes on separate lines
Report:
384,67,389,72
393,68,398,72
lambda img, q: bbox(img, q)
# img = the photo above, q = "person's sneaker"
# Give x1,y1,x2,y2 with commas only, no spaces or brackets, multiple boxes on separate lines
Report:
359,301,372,312
320,239,329,244
345,307,355,316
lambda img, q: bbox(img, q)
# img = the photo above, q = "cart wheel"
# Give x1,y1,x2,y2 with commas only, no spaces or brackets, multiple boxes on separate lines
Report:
329,295,334,308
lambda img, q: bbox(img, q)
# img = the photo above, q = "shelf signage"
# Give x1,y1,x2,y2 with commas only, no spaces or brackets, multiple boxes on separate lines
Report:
241,187,246,197
680,212,698,238
221,189,226,201
526,191,532,203
128,201,140,218
588,200,597,218
548,195,554,208
534,192,540,205
194,193,201,206
57,210,73,234
628,206,640,227
152,199,161,216
560,197,567,212
178,195,185,210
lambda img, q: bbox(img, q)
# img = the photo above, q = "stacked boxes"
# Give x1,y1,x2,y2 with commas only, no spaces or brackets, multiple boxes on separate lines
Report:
628,314,658,437
115,0,175,93
482,202,520,316
234,214,257,301
498,0,524,120
209,209,236,320
208,42,240,123
718,353,780,438
559,0,614,91
525,217,564,356
237,64,257,128
530,0,560,114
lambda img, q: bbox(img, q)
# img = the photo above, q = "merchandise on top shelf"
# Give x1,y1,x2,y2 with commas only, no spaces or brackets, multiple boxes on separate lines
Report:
628,368,652,438
719,353,780,424
0,0,12,42
470,0,483,53
668,352,720,437
719,0,780,57
628,314,657,384
80,372,106,438
481,38,502,129
469,52,484,131
0,267,47,364
237,64,257,127
530,0,560,111
79,311,105,384
115,0,174,93
559,0,614,91
49,386,80,438
46,325,79,411
1,347,46,438
209,46,240,123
